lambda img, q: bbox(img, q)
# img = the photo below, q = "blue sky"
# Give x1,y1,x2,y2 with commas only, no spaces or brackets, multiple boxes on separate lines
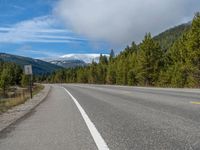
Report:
0,0,199,58
0,0,110,58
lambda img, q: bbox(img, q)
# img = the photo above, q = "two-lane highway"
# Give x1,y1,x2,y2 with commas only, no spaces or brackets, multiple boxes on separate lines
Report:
0,84,200,150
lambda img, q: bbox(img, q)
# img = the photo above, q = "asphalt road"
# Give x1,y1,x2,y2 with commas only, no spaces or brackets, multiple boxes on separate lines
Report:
0,84,200,150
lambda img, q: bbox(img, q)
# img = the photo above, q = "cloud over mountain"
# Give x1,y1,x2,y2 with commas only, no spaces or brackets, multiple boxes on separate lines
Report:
55,0,200,47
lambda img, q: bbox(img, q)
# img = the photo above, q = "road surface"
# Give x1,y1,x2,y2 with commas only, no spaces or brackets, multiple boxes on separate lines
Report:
0,84,200,150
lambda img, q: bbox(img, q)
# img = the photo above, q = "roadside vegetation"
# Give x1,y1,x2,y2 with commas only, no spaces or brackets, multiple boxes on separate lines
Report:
0,61,44,113
47,13,200,88
0,84,44,114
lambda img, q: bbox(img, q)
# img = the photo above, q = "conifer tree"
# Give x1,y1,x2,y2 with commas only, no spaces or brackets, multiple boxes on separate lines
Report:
0,68,12,95
137,33,163,86
188,12,200,86
109,49,115,61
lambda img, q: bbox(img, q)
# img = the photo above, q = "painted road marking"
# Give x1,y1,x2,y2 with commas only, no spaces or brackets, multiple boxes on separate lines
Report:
63,87,109,150
190,101,200,105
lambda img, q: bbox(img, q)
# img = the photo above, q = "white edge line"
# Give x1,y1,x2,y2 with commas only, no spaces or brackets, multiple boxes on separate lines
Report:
62,87,109,150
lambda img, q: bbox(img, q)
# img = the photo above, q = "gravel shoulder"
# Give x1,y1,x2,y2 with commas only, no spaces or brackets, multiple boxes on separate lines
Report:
0,84,51,133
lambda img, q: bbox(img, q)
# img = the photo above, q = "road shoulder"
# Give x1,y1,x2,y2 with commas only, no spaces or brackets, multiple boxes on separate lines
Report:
0,84,51,133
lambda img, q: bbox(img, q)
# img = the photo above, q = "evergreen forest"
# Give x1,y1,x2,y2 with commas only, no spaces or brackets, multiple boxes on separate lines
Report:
47,13,200,88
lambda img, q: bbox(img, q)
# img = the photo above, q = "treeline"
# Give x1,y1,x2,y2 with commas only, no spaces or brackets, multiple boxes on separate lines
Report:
48,13,200,88
0,61,23,94
0,61,36,95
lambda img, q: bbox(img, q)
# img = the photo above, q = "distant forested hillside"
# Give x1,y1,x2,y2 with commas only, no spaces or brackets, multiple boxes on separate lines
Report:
0,53,62,75
0,61,23,95
154,22,191,51
47,13,200,88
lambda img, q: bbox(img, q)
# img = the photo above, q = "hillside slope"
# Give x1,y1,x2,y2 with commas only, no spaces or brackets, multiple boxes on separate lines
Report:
0,53,62,75
153,22,191,51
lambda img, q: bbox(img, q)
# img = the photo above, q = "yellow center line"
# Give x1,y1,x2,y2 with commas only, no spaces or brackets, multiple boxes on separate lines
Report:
190,101,200,105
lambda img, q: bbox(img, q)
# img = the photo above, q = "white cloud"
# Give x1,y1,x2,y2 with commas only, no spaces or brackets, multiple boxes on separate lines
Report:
55,0,200,47
17,45,62,58
0,15,86,43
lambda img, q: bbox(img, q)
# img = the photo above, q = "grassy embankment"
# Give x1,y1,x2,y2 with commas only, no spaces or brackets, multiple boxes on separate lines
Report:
0,84,44,114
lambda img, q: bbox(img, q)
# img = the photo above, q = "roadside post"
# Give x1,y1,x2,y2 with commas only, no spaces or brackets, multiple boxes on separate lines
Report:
24,65,33,99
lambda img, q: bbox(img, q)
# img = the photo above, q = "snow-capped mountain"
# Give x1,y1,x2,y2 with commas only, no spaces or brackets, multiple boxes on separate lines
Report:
60,53,109,63
44,53,109,68
49,59,86,68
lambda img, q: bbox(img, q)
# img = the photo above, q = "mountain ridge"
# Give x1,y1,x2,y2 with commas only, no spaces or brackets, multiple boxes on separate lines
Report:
43,53,110,68
0,53,63,75
44,53,109,64
49,59,87,68
153,22,191,51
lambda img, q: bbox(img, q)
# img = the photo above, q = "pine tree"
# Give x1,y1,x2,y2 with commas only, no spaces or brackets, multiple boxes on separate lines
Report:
77,68,88,83
109,49,115,61
128,69,137,86
0,68,12,95
106,62,116,84
131,41,137,52
137,33,163,86
88,62,98,83
188,12,200,86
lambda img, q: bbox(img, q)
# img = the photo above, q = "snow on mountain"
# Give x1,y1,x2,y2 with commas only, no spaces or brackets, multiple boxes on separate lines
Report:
43,53,109,68
60,53,109,63
44,53,109,63
49,59,86,68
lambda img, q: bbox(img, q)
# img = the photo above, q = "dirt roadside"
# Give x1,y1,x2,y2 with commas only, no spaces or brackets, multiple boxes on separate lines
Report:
0,84,51,133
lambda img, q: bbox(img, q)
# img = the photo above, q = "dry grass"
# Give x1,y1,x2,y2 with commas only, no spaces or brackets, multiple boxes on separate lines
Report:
0,84,44,114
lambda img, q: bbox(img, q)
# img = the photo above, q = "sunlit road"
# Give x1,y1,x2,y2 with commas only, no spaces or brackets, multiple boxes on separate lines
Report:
0,84,200,150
